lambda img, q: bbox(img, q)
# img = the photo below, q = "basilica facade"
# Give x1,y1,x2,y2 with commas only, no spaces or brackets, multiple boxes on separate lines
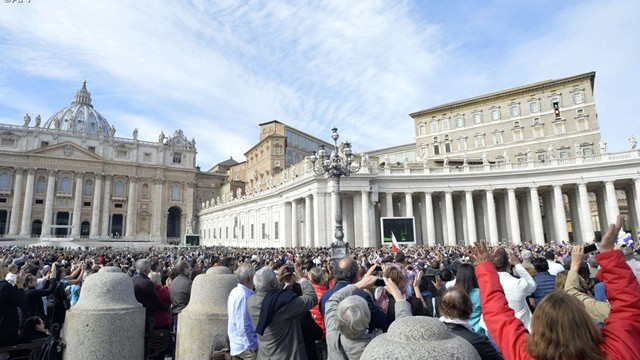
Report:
0,82,220,243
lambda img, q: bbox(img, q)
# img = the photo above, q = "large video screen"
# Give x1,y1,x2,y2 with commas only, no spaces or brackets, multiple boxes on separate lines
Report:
380,217,416,245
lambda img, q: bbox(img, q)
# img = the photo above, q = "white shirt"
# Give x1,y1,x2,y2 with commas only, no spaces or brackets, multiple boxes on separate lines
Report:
498,264,537,331
547,260,565,276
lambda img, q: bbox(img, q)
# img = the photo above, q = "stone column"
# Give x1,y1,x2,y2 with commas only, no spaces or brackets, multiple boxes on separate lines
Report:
291,198,298,247
305,195,313,247
41,170,56,238
71,172,84,238
486,190,499,245
464,190,477,245
634,179,640,234
101,175,112,237
64,267,145,360
284,201,292,247
185,181,195,237
604,181,619,224
553,185,568,244
151,178,164,241
313,191,326,247
385,192,394,217
529,186,545,245
507,188,521,244
361,190,371,247
176,267,238,360
405,192,413,217
7,169,24,236
424,192,436,246
125,177,137,238
578,182,595,243
90,174,102,238
444,191,456,245
19,169,35,237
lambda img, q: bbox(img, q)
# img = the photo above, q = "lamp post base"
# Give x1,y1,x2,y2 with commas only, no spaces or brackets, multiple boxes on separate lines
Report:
330,240,350,260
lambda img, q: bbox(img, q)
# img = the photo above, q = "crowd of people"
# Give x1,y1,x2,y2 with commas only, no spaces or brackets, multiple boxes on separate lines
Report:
1,214,640,359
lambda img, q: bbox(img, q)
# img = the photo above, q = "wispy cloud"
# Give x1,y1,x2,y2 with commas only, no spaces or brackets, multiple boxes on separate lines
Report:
0,0,638,167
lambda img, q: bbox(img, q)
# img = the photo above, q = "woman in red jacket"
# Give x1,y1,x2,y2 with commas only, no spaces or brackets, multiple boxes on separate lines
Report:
474,214,640,360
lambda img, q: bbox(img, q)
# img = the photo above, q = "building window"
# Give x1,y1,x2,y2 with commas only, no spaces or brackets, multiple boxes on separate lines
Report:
433,143,440,155
418,124,425,135
444,142,451,153
576,108,585,116
114,180,125,197
582,144,594,156
59,176,72,194
493,131,504,145
251,224,254,239
533,117,541,125
513,120,521,127
36,176,46,193
537,152,547,162
554,122,566,135
512,129,524,142
577,118,589,131
431,121,438,133
261,223,266,239
83,179,93,196
143,153,151,161
88,146,96,153
458,138,468,151
558,149,570,159
442,119,450,131
274,145,282,155
173,152,182,164
455,116,465,128
475,134,485,148
0,138,16,147
515,154,526,163
35,199,44,205
0,173,10,191
530,100,541,113
573,91,585,104
171,184,181,201
274,221,279,239
275,161,280,167
491,109,501,121
533,125,545,138
241,225,245,238
40,141,49,148
473,112,482,124
116,149,128,158
510,104,520,117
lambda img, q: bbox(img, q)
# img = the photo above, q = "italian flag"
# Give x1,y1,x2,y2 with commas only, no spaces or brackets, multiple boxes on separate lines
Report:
391,231,399,253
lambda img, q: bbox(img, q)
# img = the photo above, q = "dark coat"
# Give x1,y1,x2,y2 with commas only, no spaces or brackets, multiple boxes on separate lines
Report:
169,273,192,315
132,274,168,327
0,280,27,346
22,279,58,325
444,322,504,360
320,280,388,332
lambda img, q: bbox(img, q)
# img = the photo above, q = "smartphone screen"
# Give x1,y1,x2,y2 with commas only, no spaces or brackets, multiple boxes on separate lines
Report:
583,244,598,253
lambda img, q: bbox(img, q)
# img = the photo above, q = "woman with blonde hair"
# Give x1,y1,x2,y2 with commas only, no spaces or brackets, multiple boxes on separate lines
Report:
473,215,640,360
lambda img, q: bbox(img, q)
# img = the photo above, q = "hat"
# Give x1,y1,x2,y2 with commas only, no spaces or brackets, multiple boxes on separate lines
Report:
616,231,633,247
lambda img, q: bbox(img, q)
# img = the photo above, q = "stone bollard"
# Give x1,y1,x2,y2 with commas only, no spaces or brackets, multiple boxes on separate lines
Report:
64,267,145,360
176,266,238,360
361,316,481,360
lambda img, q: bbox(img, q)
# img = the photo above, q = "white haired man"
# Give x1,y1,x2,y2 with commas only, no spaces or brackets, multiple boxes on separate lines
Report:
248,264,317,359
324,266,410,360
228,263,258,360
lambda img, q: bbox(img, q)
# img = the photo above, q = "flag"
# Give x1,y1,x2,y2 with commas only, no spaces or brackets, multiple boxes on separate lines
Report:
391,231,399,253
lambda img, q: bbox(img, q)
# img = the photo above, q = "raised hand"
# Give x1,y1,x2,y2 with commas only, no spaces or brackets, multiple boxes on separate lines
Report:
570,245,584,271
600,214,624,253
473,241,493,263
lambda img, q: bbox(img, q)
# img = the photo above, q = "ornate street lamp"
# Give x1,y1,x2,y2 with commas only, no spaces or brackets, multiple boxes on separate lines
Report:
309,127,360,260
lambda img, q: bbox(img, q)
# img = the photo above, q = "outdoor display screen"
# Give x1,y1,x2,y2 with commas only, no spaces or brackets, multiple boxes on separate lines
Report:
380,217,416,245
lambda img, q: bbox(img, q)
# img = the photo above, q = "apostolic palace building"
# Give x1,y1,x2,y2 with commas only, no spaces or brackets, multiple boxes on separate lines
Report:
2,72,640,247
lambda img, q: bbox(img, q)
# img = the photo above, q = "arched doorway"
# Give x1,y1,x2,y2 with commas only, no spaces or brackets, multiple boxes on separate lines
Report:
31,220,42,237
111,214,124,237
81,221,90,237
166,206,182,239
55,212,69,237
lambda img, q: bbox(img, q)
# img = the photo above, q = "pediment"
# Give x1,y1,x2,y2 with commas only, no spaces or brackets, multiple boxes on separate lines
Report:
27,141,103,160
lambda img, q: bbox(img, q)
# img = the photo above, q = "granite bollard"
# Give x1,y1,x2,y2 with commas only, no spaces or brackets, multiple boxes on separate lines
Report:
361,316,481,360
64,267,145,360
176,266,238,360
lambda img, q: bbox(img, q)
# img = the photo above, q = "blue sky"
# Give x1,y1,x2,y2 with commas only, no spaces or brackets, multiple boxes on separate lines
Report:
0,0,638,169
